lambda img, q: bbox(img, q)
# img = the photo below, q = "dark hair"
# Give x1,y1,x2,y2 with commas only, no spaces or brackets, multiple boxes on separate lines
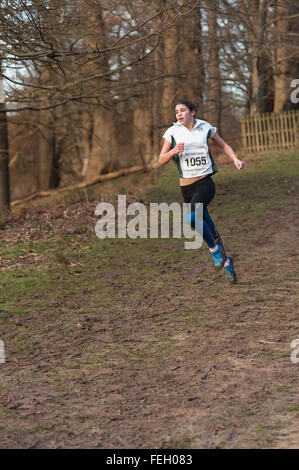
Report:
175,98,199,115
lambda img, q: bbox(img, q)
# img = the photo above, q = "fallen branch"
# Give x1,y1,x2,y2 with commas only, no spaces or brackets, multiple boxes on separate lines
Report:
258,340,279,344
11,163,160,207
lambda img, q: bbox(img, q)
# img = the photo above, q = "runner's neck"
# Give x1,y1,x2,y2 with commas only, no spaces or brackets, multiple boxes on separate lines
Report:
186,119,196,131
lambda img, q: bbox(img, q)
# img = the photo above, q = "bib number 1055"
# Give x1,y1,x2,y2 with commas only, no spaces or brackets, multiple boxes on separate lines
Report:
184,156,207,167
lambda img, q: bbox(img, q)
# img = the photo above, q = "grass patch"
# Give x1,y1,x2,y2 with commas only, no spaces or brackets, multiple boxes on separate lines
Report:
0,148,298,448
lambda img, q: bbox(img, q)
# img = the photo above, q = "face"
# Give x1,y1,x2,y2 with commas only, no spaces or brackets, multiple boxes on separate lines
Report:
175,104,195,126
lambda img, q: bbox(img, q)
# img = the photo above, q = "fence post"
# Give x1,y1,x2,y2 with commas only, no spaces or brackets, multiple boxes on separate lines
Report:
241,110,299,153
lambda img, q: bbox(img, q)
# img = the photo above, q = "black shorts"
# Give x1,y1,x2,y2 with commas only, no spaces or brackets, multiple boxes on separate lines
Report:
180,175,215,211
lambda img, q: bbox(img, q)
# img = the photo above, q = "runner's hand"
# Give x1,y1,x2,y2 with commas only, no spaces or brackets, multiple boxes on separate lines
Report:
234,158,245,170
174,143,184,154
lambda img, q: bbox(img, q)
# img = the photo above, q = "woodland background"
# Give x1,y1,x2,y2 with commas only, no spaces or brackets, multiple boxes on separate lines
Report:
0,0,298,205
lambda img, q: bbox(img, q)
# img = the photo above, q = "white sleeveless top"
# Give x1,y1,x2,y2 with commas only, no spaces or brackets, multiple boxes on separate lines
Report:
162,119,218,178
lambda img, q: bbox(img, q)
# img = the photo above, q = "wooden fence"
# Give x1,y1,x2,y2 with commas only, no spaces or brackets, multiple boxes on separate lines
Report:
240,110,299,153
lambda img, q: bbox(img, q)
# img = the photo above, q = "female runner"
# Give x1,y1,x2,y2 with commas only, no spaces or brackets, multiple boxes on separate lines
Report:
158,99,245,283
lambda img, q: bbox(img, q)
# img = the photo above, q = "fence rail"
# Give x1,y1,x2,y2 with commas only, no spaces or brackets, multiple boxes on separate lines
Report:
240,110,299,153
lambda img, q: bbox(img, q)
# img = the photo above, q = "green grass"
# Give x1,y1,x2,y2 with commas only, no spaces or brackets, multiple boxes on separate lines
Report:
27,424,55,434
0,148,298,448
286,404,299,412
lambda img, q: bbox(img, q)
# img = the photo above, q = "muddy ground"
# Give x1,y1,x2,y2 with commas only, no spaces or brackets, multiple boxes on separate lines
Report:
0,149,298,449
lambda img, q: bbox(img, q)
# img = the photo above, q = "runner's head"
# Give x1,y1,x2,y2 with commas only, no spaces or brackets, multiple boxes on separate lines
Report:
175,98,198,127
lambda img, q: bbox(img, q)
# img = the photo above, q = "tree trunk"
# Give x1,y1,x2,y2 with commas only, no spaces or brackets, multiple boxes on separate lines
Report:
285,0,299,109
0,68,10,222
193,4,205,113
133,107,152,166
178,0,204,110
250,0,269,114
251,54,265,115
161,8,179,126
206,0,222,131
84,107,118,179
151,14,164,163
36,107,54,191
81,3,120,179
274,1,290,112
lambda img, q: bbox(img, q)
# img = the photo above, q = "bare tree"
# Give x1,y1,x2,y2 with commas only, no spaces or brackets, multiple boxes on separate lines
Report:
178,0,204,109
1,1,190,194
248,1,269,114
273,0,296,111
0,62,10,220
206,0,222,129
35,68,55,190
161,6,180,125
3,0,297,201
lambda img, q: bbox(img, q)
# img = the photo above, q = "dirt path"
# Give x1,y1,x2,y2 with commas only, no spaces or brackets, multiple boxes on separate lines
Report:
0,150,298,448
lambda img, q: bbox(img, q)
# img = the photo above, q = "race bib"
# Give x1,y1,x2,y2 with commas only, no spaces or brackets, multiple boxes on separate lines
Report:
181,144,209,172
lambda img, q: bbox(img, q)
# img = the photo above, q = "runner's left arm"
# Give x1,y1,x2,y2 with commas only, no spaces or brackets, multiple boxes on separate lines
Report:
212,133,245,170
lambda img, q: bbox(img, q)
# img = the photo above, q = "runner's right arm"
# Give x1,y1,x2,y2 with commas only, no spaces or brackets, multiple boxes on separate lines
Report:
159,140,184,166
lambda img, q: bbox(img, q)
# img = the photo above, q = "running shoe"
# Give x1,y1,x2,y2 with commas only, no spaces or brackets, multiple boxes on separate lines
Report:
210,244,225,269
224,256,237,284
